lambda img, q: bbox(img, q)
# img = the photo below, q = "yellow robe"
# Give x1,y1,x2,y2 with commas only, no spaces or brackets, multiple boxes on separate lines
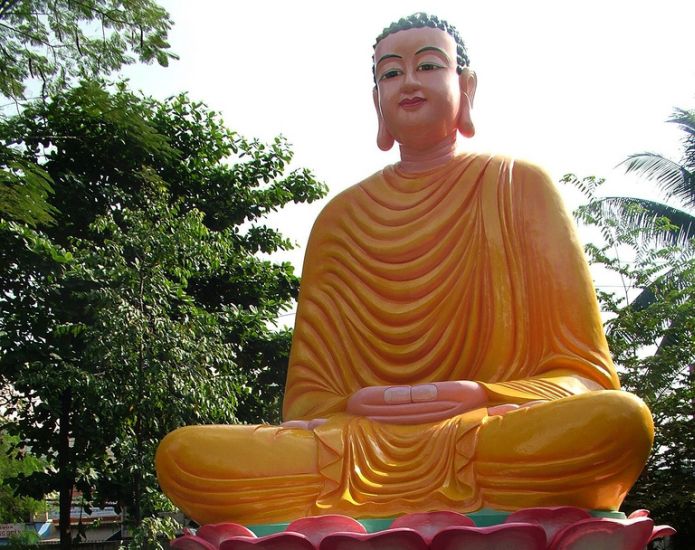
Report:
156,154,653,525
285,153,618,418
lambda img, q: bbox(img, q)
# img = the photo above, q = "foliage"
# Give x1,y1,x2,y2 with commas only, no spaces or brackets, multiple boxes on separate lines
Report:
69,177,252,522
0,0,176,244
0,431,46,523
0,0,176,103
0,146,56,225
563,109,695,548
7,529,40,549
593,107,695,247
121,515,180,550
564,174,695,549
0,80,326,547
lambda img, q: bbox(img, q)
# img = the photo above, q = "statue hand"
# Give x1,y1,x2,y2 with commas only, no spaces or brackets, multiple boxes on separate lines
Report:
346,381,487,424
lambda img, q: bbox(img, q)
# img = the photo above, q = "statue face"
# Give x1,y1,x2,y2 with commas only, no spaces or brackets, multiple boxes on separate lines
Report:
374,27,461,149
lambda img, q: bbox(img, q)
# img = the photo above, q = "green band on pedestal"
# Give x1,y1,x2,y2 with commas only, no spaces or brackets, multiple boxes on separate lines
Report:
245,508,627,536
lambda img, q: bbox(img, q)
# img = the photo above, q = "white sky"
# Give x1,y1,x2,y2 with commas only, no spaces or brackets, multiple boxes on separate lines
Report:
124,0,695,293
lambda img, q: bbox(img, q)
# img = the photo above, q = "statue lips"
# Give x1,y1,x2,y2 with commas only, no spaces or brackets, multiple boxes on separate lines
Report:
399,97,426,110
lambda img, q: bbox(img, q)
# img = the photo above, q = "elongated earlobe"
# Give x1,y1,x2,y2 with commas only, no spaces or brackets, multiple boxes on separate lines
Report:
457,69,478,139
373,88,394,151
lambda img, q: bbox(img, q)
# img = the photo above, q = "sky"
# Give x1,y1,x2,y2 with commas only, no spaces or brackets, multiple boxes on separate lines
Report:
124,0,695,286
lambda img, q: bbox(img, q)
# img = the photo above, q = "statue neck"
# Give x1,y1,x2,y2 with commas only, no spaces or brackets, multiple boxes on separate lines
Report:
397,133,458,174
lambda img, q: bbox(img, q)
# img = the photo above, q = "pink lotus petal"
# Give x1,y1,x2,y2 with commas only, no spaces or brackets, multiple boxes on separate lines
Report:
431,523,546,550
170,534,217,550
550,517,654,550
650,525,677,542
627,509,650,519
220,532,315,550
287,515,366,546
198,523,256,546
320,529,427,550
390,511,474,543
505,506,592,540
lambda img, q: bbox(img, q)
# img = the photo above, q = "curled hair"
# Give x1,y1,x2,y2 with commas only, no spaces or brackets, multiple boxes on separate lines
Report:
373,13,470,84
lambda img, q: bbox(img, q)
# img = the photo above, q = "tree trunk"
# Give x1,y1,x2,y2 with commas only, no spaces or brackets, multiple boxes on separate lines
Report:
58,387,73,550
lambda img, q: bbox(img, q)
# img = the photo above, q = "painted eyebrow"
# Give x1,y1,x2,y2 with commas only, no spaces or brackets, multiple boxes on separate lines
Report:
376,53,402,67
415,46,451,62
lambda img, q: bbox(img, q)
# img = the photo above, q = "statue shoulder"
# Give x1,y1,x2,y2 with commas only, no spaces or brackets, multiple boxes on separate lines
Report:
479,155,560,204
458,153,556,193
314,168,385,218
306,168,386,242
508,157,556,190
469,155,566,219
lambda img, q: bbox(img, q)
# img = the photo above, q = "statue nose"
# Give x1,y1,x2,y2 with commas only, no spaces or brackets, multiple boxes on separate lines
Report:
402,69,421,91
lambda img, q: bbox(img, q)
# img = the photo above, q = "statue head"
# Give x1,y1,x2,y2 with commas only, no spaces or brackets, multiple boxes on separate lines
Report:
373,13,470,82
372,13,477,152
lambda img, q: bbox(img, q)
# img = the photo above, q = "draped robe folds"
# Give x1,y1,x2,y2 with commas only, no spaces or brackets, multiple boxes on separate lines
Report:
284,153,636,514
155,154,653,525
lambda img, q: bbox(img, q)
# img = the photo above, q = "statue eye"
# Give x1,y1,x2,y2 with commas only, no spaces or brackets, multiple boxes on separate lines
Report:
379,69,402,81
418,62,444,72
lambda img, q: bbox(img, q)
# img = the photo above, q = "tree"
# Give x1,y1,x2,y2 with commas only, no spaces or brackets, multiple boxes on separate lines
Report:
564,174,695,549
0,81,326,548
597,108,695,246
0,0,177,242
0,430,46,523
0,0,176,104
0,145,55,225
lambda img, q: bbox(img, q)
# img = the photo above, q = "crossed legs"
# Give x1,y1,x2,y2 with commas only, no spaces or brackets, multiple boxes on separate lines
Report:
156,391,653,525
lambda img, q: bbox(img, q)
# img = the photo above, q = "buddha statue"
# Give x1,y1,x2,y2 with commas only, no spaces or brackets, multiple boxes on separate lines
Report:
155,13,654,527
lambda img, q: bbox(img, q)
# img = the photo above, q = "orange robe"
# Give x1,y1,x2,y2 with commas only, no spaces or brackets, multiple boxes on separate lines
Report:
156,154,653,525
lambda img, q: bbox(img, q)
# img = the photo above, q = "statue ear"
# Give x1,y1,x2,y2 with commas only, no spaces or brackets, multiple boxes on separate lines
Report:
373,87,394,151
457,68,477,139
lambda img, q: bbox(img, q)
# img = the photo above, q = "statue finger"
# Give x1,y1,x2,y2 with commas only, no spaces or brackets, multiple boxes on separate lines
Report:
411,383,438,402
384,385,412,404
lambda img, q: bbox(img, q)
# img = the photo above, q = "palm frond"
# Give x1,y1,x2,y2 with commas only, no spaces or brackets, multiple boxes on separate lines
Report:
621,153,695,209
595,196,695,246
668,108,695,172
668,107,695,138
620,108,695,209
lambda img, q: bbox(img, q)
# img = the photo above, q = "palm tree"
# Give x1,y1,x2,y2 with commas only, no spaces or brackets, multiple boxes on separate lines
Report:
564,107,695,351
570,109,695,542
602,108,695,246
597,108,695,332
